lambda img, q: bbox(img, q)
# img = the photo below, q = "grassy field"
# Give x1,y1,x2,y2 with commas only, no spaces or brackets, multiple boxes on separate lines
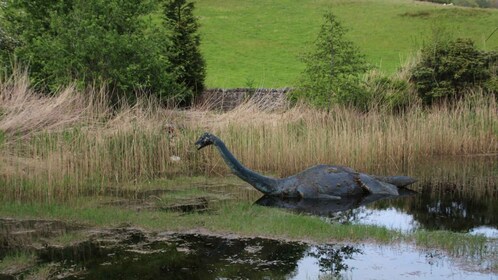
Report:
196,0,498,87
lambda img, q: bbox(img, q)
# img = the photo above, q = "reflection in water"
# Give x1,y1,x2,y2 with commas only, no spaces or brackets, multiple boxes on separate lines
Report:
345,207,420,233
255,156,498,236
362,181,498,235
469,226,498,238
308,245,361,275
51,234,354,280
255,189,416,217
39,233,494,280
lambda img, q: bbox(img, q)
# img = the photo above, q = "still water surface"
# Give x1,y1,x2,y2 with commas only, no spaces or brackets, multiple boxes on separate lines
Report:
53,156,497,279
49,233,494,280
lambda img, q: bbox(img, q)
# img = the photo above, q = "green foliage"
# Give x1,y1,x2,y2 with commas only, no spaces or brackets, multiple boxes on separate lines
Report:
364,71,416,111
0,0,206,104
291,13,370,109
163,0,206,104
411,38,498,105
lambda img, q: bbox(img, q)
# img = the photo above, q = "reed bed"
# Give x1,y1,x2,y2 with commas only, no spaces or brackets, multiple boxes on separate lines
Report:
0,73,496,201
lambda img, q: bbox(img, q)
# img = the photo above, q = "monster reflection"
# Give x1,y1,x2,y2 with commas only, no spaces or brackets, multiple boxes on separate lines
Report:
255,182,498,237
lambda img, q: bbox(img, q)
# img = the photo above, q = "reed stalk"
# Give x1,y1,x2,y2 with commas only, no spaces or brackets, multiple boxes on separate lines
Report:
0,72,496,201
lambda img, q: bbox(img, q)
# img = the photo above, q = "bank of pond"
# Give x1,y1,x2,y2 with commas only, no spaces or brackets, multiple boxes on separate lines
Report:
0,155,496,279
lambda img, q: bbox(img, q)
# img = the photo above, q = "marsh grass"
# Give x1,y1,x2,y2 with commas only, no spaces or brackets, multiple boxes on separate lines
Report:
0,251,54,280
413,230,492,260
50,231,88,246
0,71,496,201
0,251,36,274
24,265,54,280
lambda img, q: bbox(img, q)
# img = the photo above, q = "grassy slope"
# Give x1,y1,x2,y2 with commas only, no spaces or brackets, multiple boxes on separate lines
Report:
196,0,498,88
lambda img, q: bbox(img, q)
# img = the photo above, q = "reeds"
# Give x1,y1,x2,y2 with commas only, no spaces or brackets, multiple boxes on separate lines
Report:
201,93,497,177
0,71,496,201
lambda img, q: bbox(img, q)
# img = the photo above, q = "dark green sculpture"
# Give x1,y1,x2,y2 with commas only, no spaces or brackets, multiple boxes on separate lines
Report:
195,132,416,199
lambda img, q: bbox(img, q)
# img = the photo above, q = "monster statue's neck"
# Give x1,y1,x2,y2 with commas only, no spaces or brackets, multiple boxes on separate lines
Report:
212,138,279,194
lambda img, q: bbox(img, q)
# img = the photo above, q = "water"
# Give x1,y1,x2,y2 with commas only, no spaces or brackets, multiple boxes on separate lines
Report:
257,156,498,237
37,233,494,280
1,156,497,279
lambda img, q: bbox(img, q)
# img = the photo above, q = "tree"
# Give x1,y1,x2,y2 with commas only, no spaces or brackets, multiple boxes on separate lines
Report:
291,12,370,109
164,0,206,105
0,0,187,103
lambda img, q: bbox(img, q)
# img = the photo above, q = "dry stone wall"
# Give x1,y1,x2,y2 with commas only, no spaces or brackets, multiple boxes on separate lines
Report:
195,88,292,111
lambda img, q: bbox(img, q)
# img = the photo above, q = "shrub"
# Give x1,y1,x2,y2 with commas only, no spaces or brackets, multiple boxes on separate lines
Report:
364,71,417,111
410,38,498,105
291,12,370,109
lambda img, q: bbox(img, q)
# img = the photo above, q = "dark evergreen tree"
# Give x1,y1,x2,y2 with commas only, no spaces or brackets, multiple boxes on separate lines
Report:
163,0,206,104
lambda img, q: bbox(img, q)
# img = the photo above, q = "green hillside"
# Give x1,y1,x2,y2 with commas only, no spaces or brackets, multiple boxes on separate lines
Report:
196,0,498,88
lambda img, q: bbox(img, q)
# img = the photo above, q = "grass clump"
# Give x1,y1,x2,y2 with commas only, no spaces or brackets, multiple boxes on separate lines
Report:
0,252,36,274
413,230,492,258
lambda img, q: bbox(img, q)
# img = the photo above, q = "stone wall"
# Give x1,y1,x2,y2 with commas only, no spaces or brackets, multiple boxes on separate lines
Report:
195,88,292,111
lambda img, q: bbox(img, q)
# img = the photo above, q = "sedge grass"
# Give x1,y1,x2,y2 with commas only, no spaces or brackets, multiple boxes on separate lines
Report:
0,251,36,274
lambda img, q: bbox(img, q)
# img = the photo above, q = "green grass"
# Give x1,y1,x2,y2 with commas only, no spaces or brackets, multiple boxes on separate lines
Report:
196,0,498,87
414,230,491,258
0,252,36,274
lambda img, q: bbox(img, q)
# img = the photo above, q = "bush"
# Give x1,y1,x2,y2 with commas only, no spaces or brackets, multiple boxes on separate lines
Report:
1,0,204,104
364,71,417,111
291,12,370,109
410,38,498,105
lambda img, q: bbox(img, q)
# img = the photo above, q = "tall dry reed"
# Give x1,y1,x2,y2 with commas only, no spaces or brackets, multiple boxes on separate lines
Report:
0,72,496,201
199,91,497,176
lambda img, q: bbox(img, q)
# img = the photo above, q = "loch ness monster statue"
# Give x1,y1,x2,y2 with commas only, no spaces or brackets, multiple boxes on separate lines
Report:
195,132,416,199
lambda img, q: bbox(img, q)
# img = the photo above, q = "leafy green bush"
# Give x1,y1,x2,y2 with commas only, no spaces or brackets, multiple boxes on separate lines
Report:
1,0,205,104
364,71,417,111
411,38,498,105
291,12,370,109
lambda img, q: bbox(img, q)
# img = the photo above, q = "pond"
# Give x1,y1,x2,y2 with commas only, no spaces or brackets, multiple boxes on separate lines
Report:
0,156,496,279
37,233,494,280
